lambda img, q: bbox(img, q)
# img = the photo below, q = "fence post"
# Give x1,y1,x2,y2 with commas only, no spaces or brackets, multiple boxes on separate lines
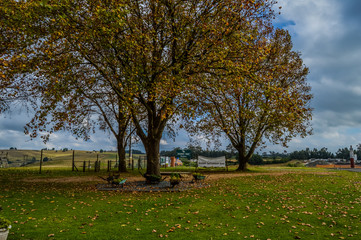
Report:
107,160,110,172
39,149,43,174
94,161,98,172
72,150,75,171
83,161,86,172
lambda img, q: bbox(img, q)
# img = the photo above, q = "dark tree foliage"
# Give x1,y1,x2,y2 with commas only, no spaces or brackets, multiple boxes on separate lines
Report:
125,150,144,154
289,147,334,160
160,147,232,159
335,147,350,160
249,154,263,165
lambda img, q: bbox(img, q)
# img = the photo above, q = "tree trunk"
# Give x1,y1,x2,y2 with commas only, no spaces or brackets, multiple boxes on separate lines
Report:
117,137,127,172
144,137,161,176
236,151,247,171
131,100,168,177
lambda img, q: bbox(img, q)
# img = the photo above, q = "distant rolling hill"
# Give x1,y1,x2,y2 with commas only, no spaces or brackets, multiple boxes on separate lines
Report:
0,149,126,168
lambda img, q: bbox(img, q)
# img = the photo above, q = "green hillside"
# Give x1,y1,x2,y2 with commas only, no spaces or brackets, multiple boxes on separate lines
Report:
0,149,136,168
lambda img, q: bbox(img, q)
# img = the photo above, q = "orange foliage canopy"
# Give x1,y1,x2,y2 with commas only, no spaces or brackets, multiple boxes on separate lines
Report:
1,0,282,174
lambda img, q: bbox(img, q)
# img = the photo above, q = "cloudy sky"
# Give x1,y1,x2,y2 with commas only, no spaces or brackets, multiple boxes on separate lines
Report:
269,0,361,153
1,0,361,154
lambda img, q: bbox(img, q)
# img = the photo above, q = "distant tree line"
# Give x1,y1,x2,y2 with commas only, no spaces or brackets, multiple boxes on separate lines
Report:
249,154,290,165
289,145,361,160
288,147,334,160
160,146,235,160
160,145,361,166
125,150,144,155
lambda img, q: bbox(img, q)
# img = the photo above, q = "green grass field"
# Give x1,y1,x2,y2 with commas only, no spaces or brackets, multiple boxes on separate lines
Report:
1,164,361,240
1,149,145,169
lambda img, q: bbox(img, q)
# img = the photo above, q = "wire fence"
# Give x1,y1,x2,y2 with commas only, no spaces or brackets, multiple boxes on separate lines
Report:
72,156,148,172
0,149,238,172
0,149,148,172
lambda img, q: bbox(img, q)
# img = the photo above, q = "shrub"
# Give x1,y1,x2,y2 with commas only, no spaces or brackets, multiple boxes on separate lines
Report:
287,162,303,167
144,174,162,183
112,178,126,183
170,173,181,181
182,159,197,167
0,216,11,230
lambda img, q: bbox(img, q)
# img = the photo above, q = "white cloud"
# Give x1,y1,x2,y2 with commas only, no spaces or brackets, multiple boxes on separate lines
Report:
277,0,344,51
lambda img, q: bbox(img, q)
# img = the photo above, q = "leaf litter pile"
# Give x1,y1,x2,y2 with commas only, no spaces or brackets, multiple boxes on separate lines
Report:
1,169,361,239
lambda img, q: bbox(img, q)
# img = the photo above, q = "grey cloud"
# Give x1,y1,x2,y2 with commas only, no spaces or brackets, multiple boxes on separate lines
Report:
0,116,27,132
341,1,361,26
268,0,361,152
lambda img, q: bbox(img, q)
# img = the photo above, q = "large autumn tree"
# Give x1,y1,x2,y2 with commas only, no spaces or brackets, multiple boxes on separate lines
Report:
0,0,135,171
189,29,312,171
112,0,276,176
2,0,276,176
0,1,29,114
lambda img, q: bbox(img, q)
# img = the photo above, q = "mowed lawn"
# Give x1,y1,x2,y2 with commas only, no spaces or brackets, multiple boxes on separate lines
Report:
1,167,361,239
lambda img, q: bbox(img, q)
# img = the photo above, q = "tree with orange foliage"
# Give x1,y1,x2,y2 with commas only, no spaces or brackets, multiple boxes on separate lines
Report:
188,29,312,171
1,0,277,175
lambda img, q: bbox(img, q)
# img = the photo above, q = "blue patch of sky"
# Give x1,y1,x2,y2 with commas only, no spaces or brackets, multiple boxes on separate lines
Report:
274,20,296,29
345,128,361,135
